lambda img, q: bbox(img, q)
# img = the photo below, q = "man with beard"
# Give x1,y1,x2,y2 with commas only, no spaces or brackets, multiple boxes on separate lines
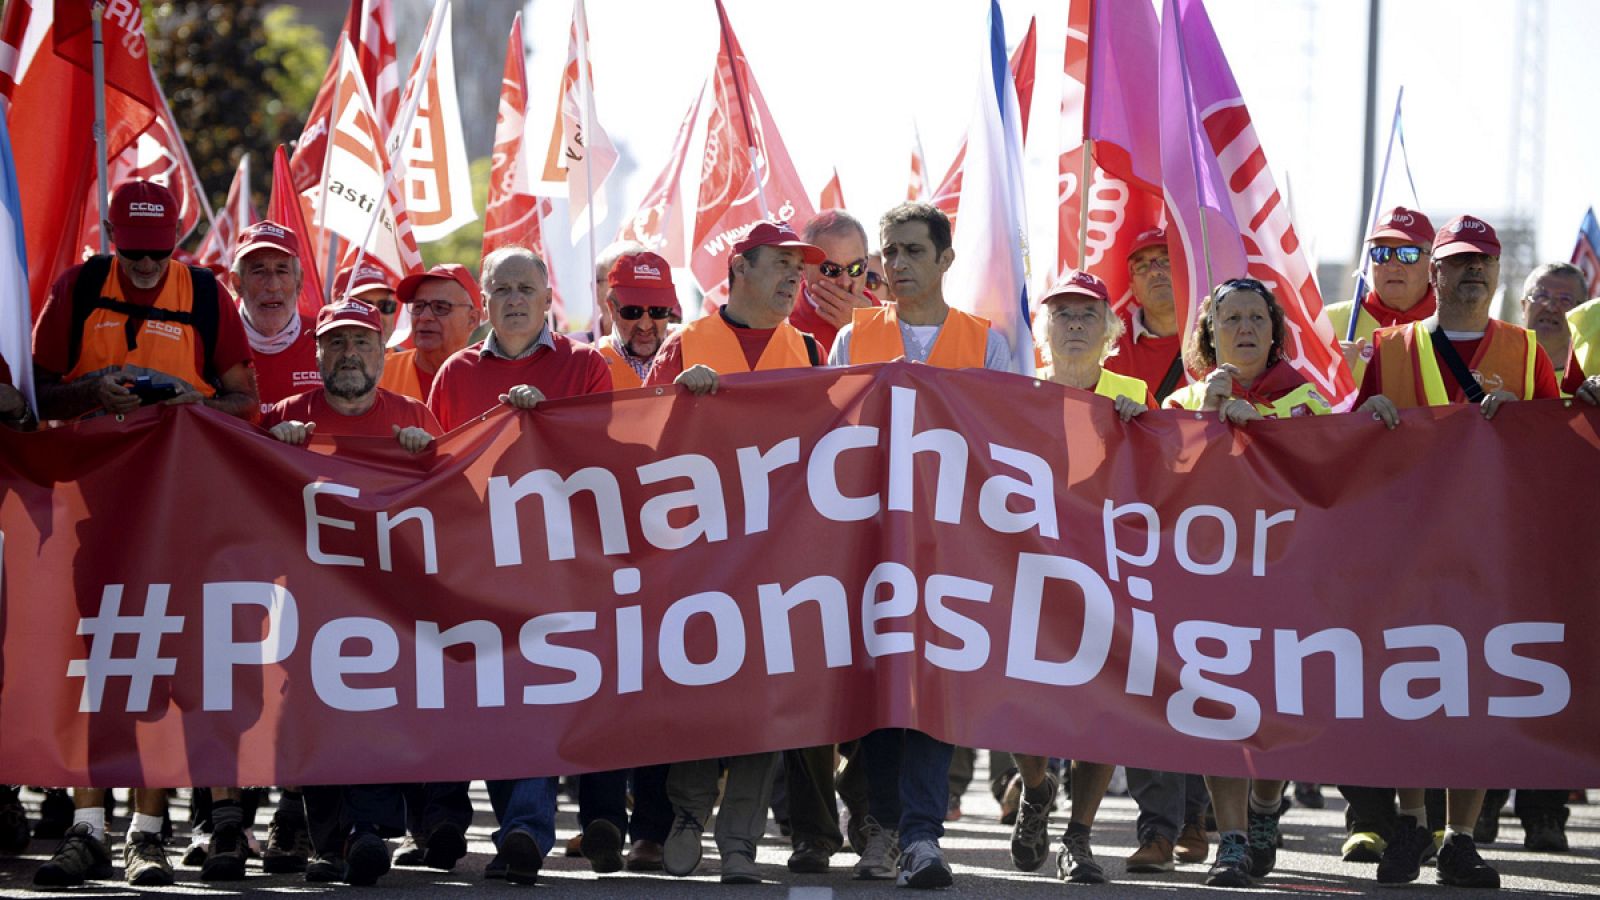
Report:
378,264,483,404
595,250,677,390
232,221,319,414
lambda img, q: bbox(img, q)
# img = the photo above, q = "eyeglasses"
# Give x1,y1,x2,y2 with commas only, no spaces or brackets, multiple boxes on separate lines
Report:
817,257,867,279
1130,255,1171,276
406,299,467,317
117,248,172,262
1527,289,1579,307
617,305,673,321
1368,245,1425,266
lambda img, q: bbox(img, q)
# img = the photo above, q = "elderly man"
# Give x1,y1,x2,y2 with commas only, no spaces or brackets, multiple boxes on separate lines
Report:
1518,262,1586,385
1103,227,1188,403
827,202,1008,890
332,262,399,345
231,221,319,414
595,250,677,390
1326,207,1438,385
1356,215,1581,889
30,180,256,887
787,209,879,355
379,264,483,405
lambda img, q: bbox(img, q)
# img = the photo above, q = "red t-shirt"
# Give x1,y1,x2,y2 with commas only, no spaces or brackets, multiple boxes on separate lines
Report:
644,312,817,386
252,318,321,413
1103,308,1185,401
32,261,253,379
262,387,441,437
1356,333,1561,405
1561,352,1586,395
428,332,612,432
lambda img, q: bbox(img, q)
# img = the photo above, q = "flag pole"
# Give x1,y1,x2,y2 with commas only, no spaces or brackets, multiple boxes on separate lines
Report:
1346,85,1405,342
149,71,217,236
713,0,769,219
1076,138,1093,269
90,3,111,255
574,0,601,323
1170,0,1215,298
312,44,343,301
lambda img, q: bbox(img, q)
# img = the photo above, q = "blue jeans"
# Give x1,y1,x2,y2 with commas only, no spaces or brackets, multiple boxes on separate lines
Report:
486,777,559,855
861,728,954,847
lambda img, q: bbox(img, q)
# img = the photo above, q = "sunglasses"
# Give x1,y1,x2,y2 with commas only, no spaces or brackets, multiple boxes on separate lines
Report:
1368,245,1425,266
618,305,673,321
866,271,885,291
818,257,867,279
374,298,397,315
117,248,172,262
1216,277,1269,295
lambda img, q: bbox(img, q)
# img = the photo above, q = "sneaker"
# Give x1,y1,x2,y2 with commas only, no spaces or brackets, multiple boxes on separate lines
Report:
1522,809,1569,853
852,816,899,880
419,821,467,871
261,811,311,873
1474,804,1500,844
1376,816,1430,884
721,850,761,884
626,838,664,872
200,822,247,881
844,806,868,856
1435,833,1499,888
305,852,343,882
1055,829,1107,884
343,832,390,886
1246,809,1280,878
1294,782,1325,809
501,827,544,886
1010,773,1057,872
896,838,953,889
1176,823,1210,864
0,793,30,853
34,789,73,840
1125,834,1175,872
999,773,1023,826
787,839,831,874
1341,830,1385,863
34,822,113,886
1205,833,1253,889
394,833,426,866
663,807,705,877
582,819,624,874
123,830,175,886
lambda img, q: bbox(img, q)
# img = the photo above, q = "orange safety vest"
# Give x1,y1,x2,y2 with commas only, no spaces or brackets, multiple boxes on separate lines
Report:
680,313,812,373
597,340,644,390
849,304,990,368
1374,318,1537,408
64,260,214,396
377,348,427,403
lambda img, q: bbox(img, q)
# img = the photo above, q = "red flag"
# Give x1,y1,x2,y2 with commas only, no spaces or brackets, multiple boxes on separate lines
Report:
195,155,257,271
617,87,702,268
289,0,399,193
483,14,544,258
2,0,159,318
819,168,845,211
690,0,816,300
929,17,1038,232
268,146,327,318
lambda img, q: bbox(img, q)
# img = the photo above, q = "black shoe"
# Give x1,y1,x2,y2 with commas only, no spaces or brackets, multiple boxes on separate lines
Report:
1205,833,1253,888
0,792,30,853
581,819,623,874
483,852,506,880
200,822,248,881
306,852,344,882
1474,803,1501,844
34,822,113,886
344,832,391,886
1435,833,1499,888
33,789,73,840
501,828,543,885
787,840,831,874
1246,810,1280,878
394,833,426,866
1522,809,1569,853
1376,816,1430,884
423,821,469,871
1293,782,1325,809
261,811,311,873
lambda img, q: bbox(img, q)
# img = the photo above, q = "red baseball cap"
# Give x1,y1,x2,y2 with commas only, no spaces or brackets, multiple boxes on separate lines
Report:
398,263,482,310
1432,215,1501,259
1368,206,1435,244
314,298,382,336
732,221,825,264
235,220,301,262
1040,269,1111,305
333,262,395,299
607,251,680,311
1127,227,1167,258
108,181,180,252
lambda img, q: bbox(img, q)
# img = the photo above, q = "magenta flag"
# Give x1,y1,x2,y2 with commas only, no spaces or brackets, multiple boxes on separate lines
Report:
1084,0,1161,193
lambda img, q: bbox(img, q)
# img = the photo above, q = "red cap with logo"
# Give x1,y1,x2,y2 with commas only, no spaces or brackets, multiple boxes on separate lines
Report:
1127,227,1167,258
1368,206,1435,244
235,220,301,261
314,298,382,336
333,262,394,299
732,221,826,264
398,263,482,310
1432,215,1501,259
108,181,180,252
1041,269,1111,305
607,251,680,311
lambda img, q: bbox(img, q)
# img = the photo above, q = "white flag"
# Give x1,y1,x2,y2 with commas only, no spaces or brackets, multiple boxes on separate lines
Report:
538,0,616,242
386,3,475,243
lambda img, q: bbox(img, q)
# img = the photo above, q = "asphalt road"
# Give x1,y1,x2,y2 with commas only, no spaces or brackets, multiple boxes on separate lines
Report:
0,775,1595,897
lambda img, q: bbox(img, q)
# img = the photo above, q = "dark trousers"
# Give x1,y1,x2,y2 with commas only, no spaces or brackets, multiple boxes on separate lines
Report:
1339,786,1446,836
1482,788,1568,820
576,770,629,833
308,782,471,854
629,764,674,844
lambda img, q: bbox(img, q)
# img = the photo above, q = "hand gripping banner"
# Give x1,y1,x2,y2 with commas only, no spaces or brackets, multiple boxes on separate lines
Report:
1,363,1597,788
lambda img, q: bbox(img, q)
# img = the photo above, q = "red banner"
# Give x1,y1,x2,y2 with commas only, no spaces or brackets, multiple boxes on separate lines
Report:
2,364,1597,788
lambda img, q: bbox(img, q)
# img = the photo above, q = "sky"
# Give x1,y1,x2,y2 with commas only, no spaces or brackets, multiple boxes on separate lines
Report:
506,0,1597,316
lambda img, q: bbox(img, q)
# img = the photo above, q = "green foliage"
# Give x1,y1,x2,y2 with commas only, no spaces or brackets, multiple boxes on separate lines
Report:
421,156,491,269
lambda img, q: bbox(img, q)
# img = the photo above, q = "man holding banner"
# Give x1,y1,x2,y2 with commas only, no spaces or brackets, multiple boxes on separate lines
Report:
1325,207,1438,386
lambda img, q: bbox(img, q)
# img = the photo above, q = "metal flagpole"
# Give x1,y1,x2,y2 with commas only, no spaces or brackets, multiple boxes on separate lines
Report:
1346,86,1405,342
91,3,110,255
